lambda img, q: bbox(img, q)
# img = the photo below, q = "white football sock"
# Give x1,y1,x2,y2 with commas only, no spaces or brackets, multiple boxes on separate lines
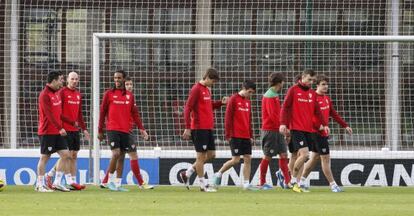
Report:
186,166,195,177
65,173,74,184
53,171,64,185
37,176,44,187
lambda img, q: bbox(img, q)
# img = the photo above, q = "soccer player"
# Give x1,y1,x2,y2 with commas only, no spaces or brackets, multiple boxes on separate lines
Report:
180,68,227,192
35,71,73,192
45,71,89,190
100,77,154,190
258,72,291,189
279,69,329,193
98,69,149,191
299,75,352,192
212,80,256,190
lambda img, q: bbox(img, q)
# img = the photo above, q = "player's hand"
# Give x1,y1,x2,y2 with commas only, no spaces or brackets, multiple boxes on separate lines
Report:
319,125,324,131
59,128,67,136
140,129,149,141
345,127,353,135
182,129,191,140
279,125,288,136
98,132,105,141
221,97,229,104
250,138,255,145
74,121,79,127
83,130,91,140
324,126,330,136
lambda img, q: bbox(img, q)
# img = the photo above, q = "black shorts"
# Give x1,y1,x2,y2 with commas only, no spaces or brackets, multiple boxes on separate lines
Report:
261,130,287,157
127,133,138,152
65,131,81,151
191,129,215,152
39,135,68,155
230,138,252,156
107,130,131,152
311,133,330,155
288,130,315,153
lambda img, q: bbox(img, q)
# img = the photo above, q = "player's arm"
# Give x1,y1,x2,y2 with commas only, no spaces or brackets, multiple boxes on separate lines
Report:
40,93,66,136
98,91,109,140
249,103,254,143
58,90,76,126
182,87,199,139
314,97,329,134
224,96,235,141
77,95,90,140
212,96,228,109
329,99,352,134
279,87,294,135
131,98,149,141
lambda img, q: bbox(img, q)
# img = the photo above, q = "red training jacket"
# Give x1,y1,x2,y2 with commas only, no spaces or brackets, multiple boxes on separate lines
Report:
280,82,328,133
38,85,63,135
98,88,145,134
184,82,223,130
225,93,252,139
313,93,348,137
59,87,87,132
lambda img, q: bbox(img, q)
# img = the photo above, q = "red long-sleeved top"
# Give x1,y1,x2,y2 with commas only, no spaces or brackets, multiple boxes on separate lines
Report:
59,87,87,132
261,88,281,131
225,93,252,139
38,85,63,135
184,82,223,130
280,82,328,133
98,88,145,134
313,93,349,137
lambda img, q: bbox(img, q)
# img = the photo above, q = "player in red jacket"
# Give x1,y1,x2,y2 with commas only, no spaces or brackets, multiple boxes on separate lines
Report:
98,70,149,191
299,75,352,192
100,77,154,190
180,68,228,192
279,69,329,193
258,72,291,189
212,80,256,190
45,71,89,190
35,71,72,192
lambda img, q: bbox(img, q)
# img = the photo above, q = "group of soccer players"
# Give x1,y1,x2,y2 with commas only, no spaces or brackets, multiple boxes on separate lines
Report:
35,70,153,192
180,68,352,193
34,67,351,193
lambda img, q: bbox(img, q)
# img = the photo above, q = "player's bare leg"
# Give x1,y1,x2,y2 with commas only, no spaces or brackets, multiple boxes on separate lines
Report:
300,152,320,190
213,156,240,188
241,155,255,190
106,148,122,191
51,150,72,192
291,148,309,192
320,154,342,192
36,154,53,192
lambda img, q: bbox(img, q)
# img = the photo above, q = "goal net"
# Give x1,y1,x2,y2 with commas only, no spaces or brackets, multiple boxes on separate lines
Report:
0,0,413,186
90,33,414,183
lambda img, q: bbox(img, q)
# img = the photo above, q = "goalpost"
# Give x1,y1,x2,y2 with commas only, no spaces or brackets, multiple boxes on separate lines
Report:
91,33,414,185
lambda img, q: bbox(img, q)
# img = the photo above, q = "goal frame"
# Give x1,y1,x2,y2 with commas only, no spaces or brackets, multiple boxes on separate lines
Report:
91,33,414,185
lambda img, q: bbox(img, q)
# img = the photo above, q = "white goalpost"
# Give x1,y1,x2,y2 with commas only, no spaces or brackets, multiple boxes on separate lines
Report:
91,33,414,185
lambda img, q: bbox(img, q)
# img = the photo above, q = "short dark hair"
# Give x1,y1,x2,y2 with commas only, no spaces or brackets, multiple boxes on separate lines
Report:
47,71,62,83
115,69,127,79
302,69,316,77
268,72,285,87
316,74,329,85
202,68,219,80
125,76,132,82
243,80,256,91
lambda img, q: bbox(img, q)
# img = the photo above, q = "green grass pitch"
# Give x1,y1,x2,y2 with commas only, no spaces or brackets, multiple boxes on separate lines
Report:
1,186,414,216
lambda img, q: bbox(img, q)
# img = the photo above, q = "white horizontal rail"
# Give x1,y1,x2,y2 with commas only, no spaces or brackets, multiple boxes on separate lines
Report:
94,33,414,42
2,149,414,159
